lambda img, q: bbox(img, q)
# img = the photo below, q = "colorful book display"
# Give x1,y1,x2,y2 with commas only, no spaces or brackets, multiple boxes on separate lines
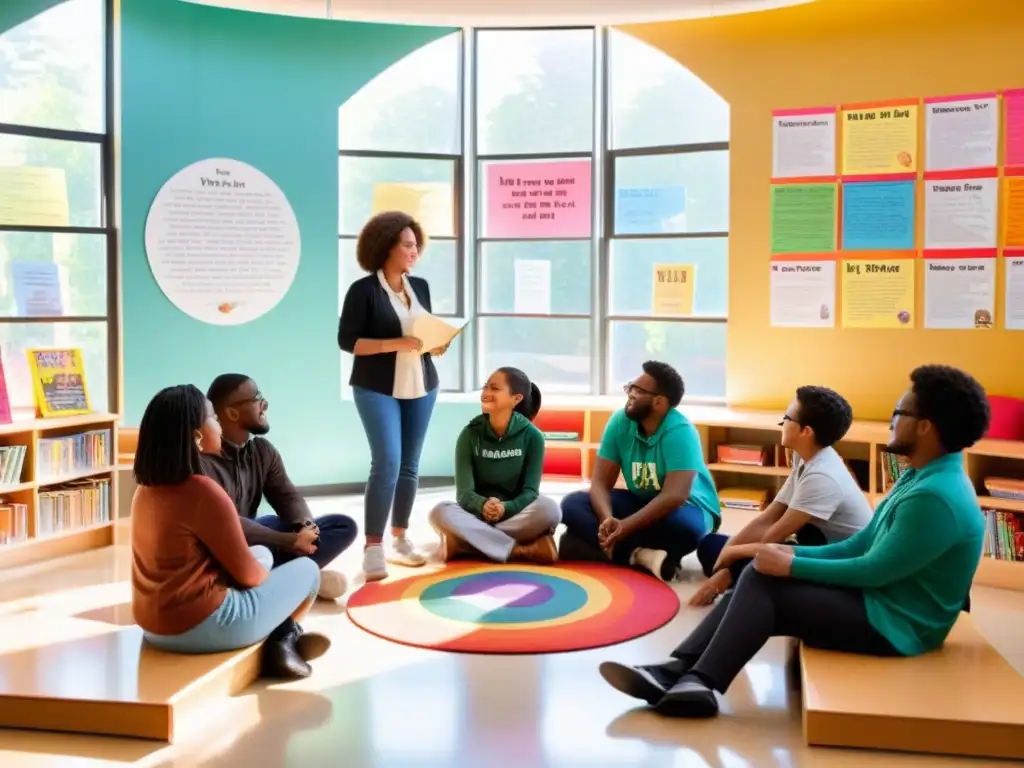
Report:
26,347,90,417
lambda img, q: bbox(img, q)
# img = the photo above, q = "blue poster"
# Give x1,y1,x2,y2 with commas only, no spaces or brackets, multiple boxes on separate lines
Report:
841,180,916,251
615,185,687,235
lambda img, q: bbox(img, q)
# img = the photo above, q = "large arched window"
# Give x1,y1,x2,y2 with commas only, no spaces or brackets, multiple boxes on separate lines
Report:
337,26,729,401
338,31,465,394
605,29,729,400
0,0,113,413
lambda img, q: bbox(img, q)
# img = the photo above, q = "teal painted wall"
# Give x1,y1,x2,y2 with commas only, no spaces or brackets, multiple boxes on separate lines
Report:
0,0,67,34
121,0,473,485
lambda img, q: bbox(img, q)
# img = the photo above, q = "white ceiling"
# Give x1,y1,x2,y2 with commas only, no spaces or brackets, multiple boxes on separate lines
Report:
179,0,815,26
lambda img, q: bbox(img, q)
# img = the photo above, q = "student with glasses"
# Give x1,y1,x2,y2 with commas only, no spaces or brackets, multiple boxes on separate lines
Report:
599,365,988,719
558,360,721,581
689,385,872,607
200,374,357,601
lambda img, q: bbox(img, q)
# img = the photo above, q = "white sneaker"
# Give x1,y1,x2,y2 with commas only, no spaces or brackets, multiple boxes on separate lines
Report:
317,570,348,600
362,545,388,582
630,547,669,581
387,535,427,567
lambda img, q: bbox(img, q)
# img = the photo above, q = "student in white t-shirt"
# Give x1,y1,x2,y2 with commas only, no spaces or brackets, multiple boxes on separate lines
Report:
691,386,872,607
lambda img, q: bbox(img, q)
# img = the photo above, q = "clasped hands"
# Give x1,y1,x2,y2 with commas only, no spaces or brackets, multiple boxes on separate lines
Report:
597,516,635,556
290,521,320,555
482,497,505,523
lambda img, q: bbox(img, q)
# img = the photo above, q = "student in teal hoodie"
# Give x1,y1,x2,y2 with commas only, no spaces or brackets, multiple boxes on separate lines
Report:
429,367,561,564
560,361,721,581
599,365,988,719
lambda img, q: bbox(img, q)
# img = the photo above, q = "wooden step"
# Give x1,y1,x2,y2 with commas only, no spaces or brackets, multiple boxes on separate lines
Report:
0,611,261,742
800,614,1024,760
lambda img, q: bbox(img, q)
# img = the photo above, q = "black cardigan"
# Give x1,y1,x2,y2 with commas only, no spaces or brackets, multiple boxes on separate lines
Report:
337,273,440,396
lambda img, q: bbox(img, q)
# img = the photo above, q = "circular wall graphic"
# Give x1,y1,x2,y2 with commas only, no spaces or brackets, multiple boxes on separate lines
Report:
144,158,301,325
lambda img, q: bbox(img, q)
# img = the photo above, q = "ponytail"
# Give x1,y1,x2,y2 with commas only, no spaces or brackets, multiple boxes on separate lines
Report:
496,367,542,422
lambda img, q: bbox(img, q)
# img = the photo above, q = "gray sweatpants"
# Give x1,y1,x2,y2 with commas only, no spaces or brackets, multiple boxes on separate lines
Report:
428,496,562,562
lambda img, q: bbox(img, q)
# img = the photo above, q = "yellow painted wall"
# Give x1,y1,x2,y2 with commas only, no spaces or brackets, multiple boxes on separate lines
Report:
622,0,1024,420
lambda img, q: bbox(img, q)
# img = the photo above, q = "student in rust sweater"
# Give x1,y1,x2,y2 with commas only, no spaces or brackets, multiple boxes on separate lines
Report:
131,384,326,679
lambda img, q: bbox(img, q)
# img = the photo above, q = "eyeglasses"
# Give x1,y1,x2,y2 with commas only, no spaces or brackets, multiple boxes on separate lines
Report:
623,382,660,398
778,414,801,427
891,408,917,421
228,392,265,408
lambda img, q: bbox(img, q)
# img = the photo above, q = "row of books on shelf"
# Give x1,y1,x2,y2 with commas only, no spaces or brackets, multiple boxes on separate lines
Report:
0,445,27,488
0,478,111,545
983,508,1024,562
37,429,111,480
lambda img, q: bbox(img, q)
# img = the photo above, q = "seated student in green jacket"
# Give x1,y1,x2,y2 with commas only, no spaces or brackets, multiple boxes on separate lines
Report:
429,367,560,564
599,364,988,719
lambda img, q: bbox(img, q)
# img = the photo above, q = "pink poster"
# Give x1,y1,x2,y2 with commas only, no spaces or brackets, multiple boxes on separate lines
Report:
484,160,592,239
1006,89,1024,167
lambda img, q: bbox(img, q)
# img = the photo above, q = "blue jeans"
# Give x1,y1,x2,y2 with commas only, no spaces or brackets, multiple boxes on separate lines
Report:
255,513,358,569
352,386,437,537
143,547,320,654
560,489,709,580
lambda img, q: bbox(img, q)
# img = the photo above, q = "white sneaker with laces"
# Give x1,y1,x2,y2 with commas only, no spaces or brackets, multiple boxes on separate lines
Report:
387,535,427,567
630,547,669,581
362,545,388,582
317,570,348,600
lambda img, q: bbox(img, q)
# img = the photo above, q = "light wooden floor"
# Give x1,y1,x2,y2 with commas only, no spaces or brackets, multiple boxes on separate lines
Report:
1,483,1022,768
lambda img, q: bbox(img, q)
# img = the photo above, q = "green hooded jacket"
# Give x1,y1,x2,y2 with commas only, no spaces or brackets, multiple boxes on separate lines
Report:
454,411,545,521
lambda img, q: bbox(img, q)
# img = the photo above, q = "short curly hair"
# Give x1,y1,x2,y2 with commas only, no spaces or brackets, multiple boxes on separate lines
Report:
910,365,990,453
356,211,425,273
642,360,685,409
794,385,853,448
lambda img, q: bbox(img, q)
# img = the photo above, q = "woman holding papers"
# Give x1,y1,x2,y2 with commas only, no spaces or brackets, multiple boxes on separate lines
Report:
429,367,562,564
338,211,449,582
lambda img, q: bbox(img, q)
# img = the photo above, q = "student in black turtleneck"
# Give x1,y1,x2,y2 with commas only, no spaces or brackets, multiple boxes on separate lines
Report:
200,374,357,601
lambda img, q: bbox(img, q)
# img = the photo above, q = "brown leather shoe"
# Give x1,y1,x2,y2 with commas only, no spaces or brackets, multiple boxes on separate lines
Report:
295,631,332,662
512,534,558,564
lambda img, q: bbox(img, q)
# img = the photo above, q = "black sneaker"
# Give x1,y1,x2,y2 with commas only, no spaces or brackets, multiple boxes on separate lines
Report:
557,532,608,562
655,675,719,718
599,658,690,706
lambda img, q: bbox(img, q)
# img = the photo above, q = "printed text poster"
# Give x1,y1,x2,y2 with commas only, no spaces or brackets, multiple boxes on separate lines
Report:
841,258,915,328
770,259,836,327
923,257,995,329
651,263,695,316
924,94,999,172
841,180,915,251
770,183,837,254
841,102,918,176
924,175,998,250
772,108,837,179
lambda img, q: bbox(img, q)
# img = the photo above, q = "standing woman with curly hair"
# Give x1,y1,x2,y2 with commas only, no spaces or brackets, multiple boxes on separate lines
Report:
338,211,446,581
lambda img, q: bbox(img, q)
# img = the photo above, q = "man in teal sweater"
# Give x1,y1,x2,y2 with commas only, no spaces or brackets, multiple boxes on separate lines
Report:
600,365,989,718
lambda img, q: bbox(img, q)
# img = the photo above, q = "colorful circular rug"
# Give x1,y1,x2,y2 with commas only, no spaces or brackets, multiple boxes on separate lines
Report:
346,562,680,654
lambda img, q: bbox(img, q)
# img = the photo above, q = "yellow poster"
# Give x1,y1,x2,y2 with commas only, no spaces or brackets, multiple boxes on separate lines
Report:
26,348,91,417
841,257,916,328
0,167,70,227
1004,176,1024,249
651,263,694,316
841,102,919,176
371,182,454,237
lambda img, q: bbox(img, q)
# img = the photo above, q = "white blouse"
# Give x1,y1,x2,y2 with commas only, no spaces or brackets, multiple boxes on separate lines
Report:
376,270,427,400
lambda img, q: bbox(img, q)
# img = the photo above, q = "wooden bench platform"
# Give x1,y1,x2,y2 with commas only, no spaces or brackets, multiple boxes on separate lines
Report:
0,611,261,742
800,614,1024,760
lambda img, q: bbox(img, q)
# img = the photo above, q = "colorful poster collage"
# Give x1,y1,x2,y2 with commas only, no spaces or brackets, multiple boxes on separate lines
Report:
769,89,1024,330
